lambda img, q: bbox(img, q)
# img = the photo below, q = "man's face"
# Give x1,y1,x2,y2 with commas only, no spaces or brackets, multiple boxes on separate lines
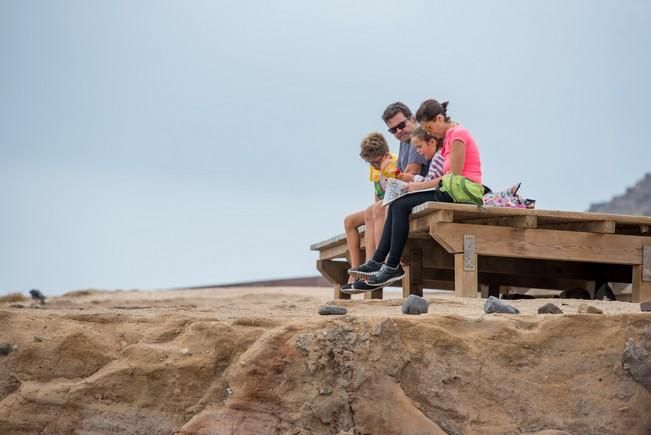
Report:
385,112,416,143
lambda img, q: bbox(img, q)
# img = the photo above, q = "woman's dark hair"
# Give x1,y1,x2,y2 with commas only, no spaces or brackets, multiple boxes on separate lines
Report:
410,127,440,152
415,99,450,123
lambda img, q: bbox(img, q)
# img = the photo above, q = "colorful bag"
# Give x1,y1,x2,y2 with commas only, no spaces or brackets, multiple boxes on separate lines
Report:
482,182,536,209
439,174,485,205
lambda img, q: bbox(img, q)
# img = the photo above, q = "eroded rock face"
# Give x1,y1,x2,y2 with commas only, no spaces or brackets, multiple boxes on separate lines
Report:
1,310,651,435
622,326,651,392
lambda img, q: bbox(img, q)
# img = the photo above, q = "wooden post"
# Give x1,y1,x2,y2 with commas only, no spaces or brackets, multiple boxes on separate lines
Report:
363,288,384,300
402,249,424,298
317,260,351,300
454,254,478,298
632,264,651,303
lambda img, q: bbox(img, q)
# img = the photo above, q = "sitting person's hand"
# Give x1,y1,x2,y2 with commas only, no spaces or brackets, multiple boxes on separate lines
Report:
397,172,415,182
379,154,395,171
407,182,421,192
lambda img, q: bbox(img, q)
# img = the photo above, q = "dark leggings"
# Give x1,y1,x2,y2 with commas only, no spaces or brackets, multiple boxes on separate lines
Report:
372,189,454,267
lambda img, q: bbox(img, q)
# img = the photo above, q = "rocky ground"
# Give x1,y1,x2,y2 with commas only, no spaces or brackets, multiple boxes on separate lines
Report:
1,287,650,435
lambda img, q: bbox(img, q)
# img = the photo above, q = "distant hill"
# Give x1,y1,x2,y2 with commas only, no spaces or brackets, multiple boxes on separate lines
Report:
189,275,331,288
589,173,651,216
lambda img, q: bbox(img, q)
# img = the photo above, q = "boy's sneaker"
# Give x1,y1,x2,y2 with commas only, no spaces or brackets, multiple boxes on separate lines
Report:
352,281,383,292
341,280,380,294
348,259,383,278
367,264,405,287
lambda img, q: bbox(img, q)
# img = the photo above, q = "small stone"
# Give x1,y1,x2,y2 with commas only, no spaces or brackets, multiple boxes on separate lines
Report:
641,300,651,312
180,348,191,355
538,303,563,314
484,296,519,314
0,343,12,356
577,303,603,314
318,305,347,315
587,306,603,314
33,336,46,342
401,294,429,315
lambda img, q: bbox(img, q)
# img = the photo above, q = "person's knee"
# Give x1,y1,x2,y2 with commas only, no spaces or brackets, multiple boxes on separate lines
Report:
344,214,358,231
364,206,374,222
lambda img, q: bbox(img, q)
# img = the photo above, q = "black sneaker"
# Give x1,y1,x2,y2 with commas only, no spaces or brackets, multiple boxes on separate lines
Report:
348,259,383,278
367,264,405,287
341,280,380,294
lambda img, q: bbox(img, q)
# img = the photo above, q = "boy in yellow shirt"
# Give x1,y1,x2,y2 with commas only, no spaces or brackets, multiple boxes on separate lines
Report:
342,133,398,291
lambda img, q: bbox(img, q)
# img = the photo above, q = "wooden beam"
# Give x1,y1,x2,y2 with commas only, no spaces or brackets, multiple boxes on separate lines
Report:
318,243,349,260
454,254,479,298
316,260,351,300
402,249,424,297
430,222,646,265
632,264,651,303
409,209,454,234
363,288,383,300
462,215,538,228
541,220,616,234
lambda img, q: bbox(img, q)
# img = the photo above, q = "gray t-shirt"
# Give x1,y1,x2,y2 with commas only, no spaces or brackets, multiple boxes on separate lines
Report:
397,141,430,177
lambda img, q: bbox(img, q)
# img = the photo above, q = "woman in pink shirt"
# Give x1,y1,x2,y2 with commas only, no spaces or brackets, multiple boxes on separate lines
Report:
346,99,484,291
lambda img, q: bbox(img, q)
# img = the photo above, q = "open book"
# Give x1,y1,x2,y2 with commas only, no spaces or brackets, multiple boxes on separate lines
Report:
381,178,439,206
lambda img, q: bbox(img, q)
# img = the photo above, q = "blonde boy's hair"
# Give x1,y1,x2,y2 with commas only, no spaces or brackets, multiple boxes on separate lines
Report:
359,132,389,161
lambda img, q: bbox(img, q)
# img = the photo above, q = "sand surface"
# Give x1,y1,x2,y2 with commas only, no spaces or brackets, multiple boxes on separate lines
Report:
1,287,650,435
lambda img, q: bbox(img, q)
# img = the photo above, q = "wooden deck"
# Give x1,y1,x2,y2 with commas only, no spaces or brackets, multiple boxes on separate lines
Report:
311,203,651,302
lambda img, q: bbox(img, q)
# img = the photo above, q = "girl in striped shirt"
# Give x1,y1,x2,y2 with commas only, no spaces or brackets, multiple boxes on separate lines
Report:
407,127,445,190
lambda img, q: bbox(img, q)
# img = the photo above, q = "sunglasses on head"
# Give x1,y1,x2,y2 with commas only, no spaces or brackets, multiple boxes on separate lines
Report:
387,118,410,134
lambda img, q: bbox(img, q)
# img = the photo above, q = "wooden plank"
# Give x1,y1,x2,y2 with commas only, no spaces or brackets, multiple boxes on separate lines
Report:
318,242,350,261
412,202,651,226
430,222,646,265
541,220,616,234
409,209,454,234
461,215,538,228
454,254,479,298
632,264,651,303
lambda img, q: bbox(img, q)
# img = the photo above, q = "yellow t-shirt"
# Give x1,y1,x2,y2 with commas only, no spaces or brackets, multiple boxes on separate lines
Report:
368,153,398,199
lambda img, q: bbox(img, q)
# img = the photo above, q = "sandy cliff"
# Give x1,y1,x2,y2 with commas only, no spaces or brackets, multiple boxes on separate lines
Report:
1,288,650,435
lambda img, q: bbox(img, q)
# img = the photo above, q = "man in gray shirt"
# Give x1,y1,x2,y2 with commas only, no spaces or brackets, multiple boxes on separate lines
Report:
382,102,430,178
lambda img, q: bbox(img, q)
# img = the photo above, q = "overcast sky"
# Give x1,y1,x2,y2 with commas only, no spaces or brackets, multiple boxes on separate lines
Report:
2,0,650,294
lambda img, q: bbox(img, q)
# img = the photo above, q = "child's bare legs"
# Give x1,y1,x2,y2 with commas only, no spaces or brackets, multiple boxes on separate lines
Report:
364,204,377,259
344,210,366,283
372,201,388,254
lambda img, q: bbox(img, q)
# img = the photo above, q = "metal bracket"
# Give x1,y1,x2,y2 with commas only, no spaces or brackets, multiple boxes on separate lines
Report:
644,245,651,282
463,234,476,272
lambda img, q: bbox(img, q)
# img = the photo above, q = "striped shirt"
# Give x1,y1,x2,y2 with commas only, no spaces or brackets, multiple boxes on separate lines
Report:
413,151,445,183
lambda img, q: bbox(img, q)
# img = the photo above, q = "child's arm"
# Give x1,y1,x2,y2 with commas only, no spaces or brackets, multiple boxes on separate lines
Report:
398,172,415,182
379,155,397,174
407,177,441,192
